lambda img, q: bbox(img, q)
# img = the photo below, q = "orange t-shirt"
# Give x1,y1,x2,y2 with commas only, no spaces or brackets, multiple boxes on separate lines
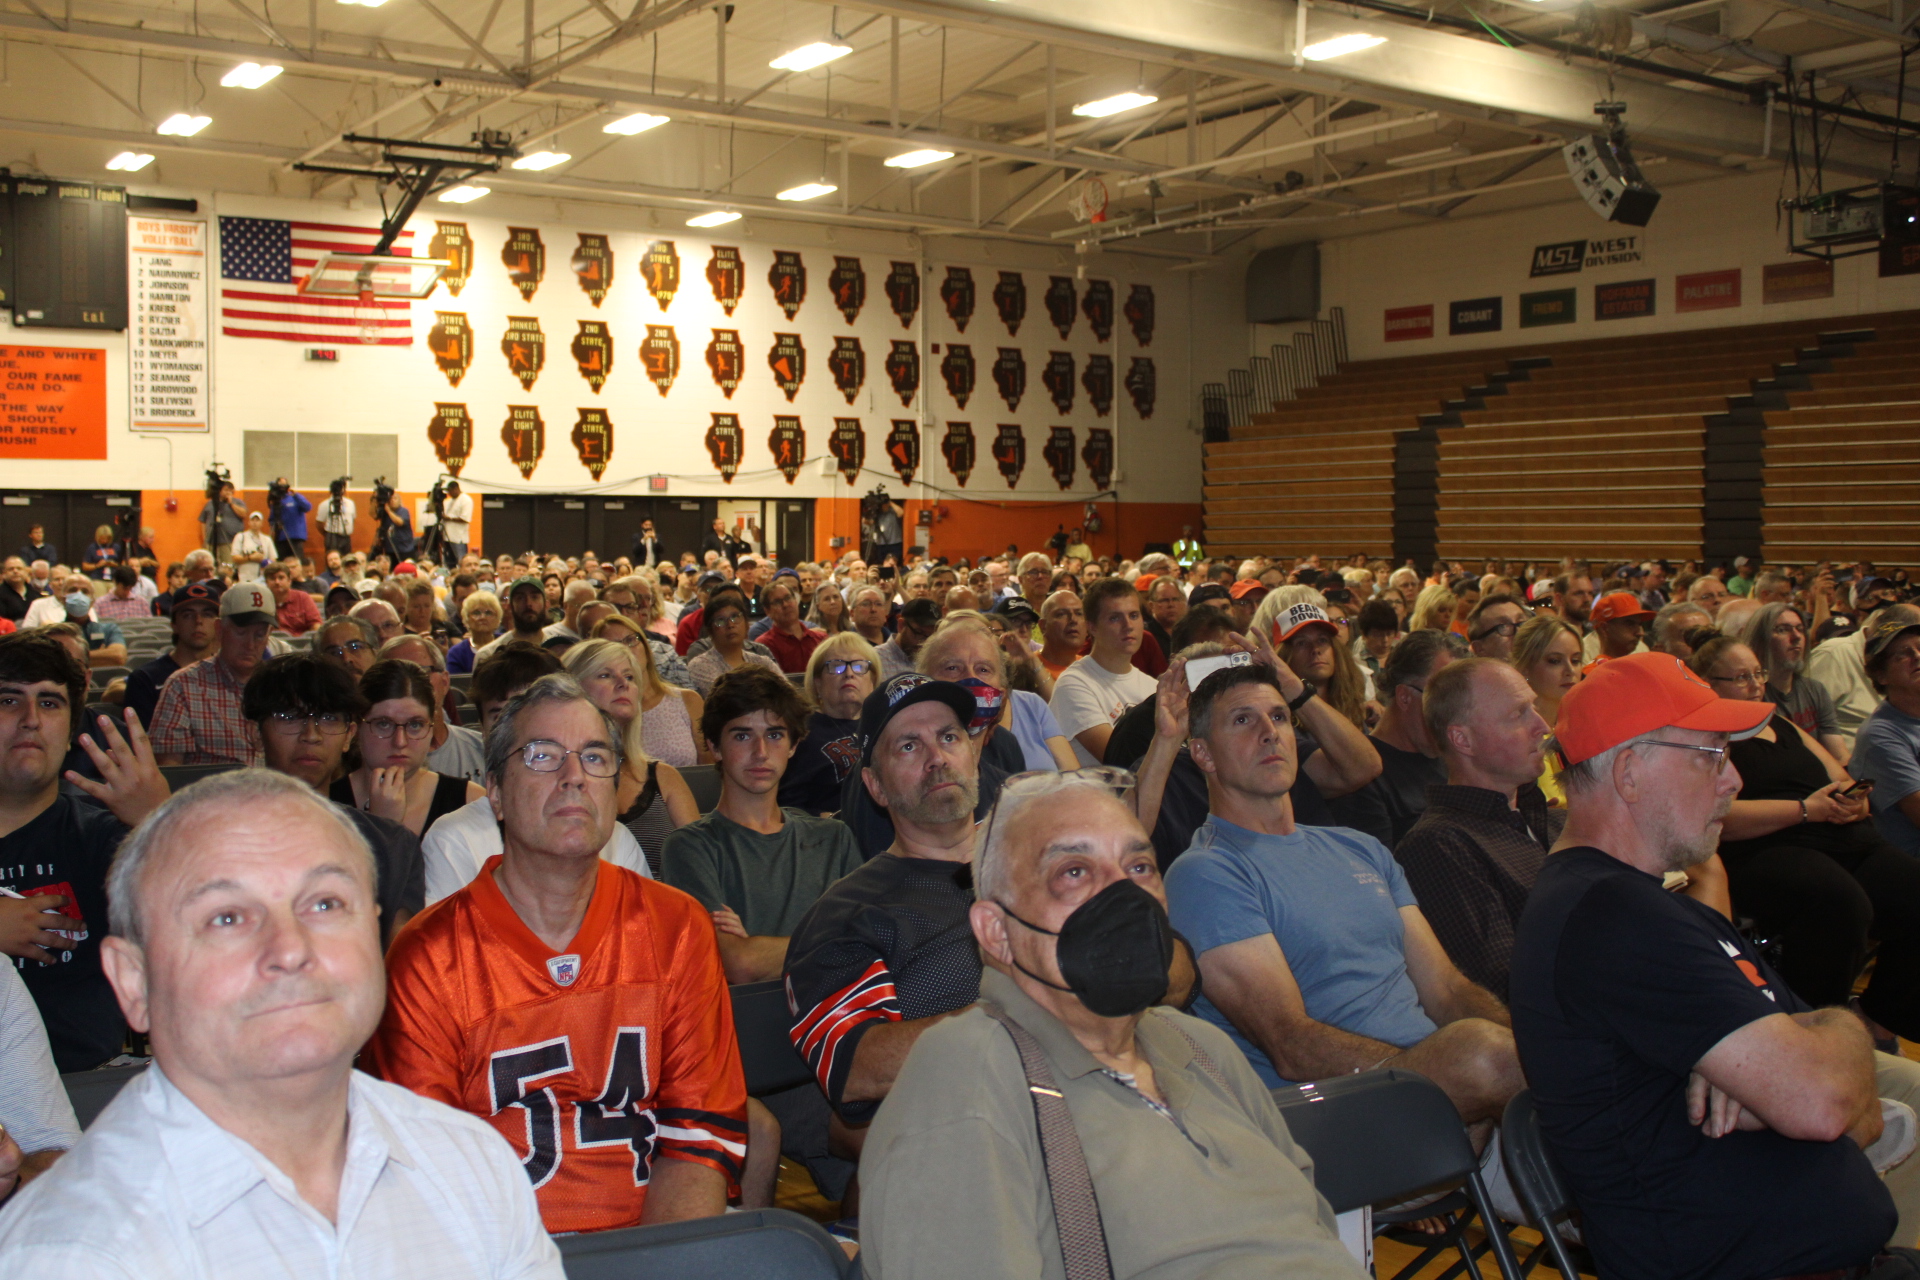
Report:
363,856,747,1233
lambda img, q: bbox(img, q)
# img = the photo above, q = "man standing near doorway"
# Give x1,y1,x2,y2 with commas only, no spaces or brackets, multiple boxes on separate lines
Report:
440,481,473,567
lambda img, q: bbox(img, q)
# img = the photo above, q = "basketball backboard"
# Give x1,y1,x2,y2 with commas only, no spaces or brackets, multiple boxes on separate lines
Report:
299,253,451,299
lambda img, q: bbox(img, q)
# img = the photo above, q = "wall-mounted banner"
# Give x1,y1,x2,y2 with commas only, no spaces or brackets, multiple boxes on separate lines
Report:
502,405,544,478
1125,284,1155,346
1448,296,1502,336
886,419,920,484
992,424,1027,488
706,246,744,315
501,316,545,389
572,407,613,479
993,347,1027,412
1045,277,1077,339
770,415,806,483
1043,351,1077,414
642,240,680,309
768,333,806,401
942,344,976,409
0,346,106,459
1529,239,1586,277
943,421,977,486
706,329,744,398
1676,269,1741,312
941,267,975,331
1763,258,1835,303
1384,304,1433,342
886,261,920,328
993,271,1027,336
1044,426,1076,489
1083,353,1114,416
830,417,866,484
1125,357,1157,418
769,251,806,320
429,221,472,296
830,257,867,324
1082,427,1114,490
571,320,611,392
829,337,865,404
502,227,545,301
572,234,613,307
129,216,209,432
1528,234,1642,278
1519,288,1577,328
641,325,678,396
1082,279,1115,341
706,412,743,481
885,340,919,407
428,403,472,475
1594,277,1655,321
430,312,473,387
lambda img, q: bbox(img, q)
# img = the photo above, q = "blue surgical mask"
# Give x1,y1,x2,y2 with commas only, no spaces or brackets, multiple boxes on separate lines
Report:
64,592,92,618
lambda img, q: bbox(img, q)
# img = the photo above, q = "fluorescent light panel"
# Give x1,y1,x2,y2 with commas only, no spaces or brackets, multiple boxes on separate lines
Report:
1071,91,1157,118
438,185,490,204
604,112,669,135
769,42,851,72
776,182,837,201
336,0,388,7
687,210,742,227
106,152,154,172
220,62,283,89
1301,33,1387,60
157,113,211,136
511,151,571,171
884,148,954,169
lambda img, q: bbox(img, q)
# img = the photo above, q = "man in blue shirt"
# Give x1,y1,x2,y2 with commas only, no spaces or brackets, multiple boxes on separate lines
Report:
1164,659,1522,1131
269,476,312,562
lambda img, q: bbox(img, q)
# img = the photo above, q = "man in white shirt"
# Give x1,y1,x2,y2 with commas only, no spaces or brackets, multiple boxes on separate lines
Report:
0,769,562,1278
439,481,473,567
0,962,80,1208
1812,603,1920,756
229,512,275,583
23,572,91,628
1050,578,1158,767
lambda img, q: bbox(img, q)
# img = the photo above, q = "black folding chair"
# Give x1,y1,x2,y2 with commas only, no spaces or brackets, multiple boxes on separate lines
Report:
679,763,722,814
1500,1091,1589,1280
731,979,814,1096
160,762,241,791
61,1062,148,1130
1272,1068,1522,1280
557,1207,849,1280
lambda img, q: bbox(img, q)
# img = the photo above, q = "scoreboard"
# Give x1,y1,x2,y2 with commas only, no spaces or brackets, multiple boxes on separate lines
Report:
2,177,128,331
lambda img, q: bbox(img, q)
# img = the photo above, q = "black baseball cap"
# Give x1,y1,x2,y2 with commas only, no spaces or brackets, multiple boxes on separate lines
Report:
989,596,1037,628
858,673,975,766
174,581,223,613
1187,583,1231,609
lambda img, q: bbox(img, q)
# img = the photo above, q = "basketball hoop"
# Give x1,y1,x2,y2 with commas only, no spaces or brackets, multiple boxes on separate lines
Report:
1066,178,1110,224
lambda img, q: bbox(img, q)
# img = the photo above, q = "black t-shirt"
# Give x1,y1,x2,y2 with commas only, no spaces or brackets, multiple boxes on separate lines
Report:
0,795,129,1071
0,581,41,623
1326,735,1445,849
1509,846,1894,1280
782,853,980,1123
336,805,427,933
779,713,862,816
124,653,183,729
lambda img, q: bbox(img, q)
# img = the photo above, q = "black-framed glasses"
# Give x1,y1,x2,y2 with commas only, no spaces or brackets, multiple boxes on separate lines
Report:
265,710,351,736
825,659,873,676
365,716,432,741
322,640,370,658
518,739,620,777
1472,621,1520,640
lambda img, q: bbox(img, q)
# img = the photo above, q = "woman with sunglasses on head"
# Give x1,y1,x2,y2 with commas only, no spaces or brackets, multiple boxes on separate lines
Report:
1690,634,1920,1048
590,613,708,766
333,659,483,836
780,632,883,814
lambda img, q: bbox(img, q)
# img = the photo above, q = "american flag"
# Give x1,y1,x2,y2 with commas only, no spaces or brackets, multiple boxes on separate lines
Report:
218,217,414,346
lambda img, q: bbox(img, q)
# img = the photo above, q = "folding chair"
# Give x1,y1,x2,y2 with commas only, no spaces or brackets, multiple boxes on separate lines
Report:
679,763,722,814
730,979,815,1096
556,1207,849,1280
1499,1091,1589,1280
1271,1068,1522,1280
88,666,130,687
62,1062,148,1130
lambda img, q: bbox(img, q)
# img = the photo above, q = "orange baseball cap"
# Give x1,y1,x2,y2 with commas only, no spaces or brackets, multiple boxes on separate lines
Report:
1228,579,1268,600
1134,573,1159,593
1589,591,1655,626
1555,652,1771,765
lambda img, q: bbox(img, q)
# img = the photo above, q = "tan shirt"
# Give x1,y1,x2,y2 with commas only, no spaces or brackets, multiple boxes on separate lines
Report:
859,968,1365,1280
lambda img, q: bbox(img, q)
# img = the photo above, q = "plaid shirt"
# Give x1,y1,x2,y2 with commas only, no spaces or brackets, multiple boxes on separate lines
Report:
149,657,261,766
92,593,151,622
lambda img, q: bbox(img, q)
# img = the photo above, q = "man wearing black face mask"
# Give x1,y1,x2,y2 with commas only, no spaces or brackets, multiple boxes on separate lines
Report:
859,774,1364,1280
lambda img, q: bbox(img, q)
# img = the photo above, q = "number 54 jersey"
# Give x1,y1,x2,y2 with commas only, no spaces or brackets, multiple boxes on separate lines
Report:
364,856,748,1233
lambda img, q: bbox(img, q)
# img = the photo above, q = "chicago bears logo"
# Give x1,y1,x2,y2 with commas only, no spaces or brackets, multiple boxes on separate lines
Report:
829,418,865,485
641,239,680,308
830,256,867,324
887,419,919,484
1124,283,1155,345
992,271,1027,336
571,408,614,479
885,340,919,408
705,414,743,482
1044,276,1076,339
706,329,744,399
501,405,545,479
706,246,744,315
992,348,1026,412
886,261,920,328
991,424,1026,489
641,325,679,396
429,221,472,297
828,337,865,405
502,227,544,301
941,344,976,409
428,311,472,387
769,251,807,320
1082,278,1114,341
1082,426,1114,490
940,266,975,332
571,233,613,307
1042,351,1075,415
571,320,612,393
942,422,976,486
1043,426,1076,490
768,333,806,401
501,316,545,391
428,403,472,475
1125,357,1156,418
1082,353,1114,417
769,416,806,483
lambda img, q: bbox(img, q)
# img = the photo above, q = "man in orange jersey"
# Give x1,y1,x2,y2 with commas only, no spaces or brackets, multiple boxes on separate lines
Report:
364,673,750,1232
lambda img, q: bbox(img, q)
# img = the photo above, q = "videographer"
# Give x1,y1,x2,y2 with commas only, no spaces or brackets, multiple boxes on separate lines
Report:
198,474,245,562
374,481,416,564
322,478,357,556
867,488,904,566
268,476,312,561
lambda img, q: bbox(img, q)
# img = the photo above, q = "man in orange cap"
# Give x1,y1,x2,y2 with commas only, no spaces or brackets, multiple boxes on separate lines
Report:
1510,652,1920,1280
1580,590,1654,667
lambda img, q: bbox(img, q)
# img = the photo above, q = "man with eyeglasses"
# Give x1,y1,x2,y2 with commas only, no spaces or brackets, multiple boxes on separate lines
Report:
1328,630,1466,848
150,582,274,768
241,652,425,945
314,615,379,675
1510,652,1920,1279
366,674,748,1233
1465,592,1527,661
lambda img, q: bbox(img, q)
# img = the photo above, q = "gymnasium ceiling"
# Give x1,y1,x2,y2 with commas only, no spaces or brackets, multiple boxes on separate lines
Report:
0,0,1913,263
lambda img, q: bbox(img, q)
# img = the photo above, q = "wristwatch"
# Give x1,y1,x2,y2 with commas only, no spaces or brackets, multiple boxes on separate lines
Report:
1287,684,1316,712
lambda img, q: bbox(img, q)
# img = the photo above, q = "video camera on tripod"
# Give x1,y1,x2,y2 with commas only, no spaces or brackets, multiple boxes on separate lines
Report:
204,464,232,501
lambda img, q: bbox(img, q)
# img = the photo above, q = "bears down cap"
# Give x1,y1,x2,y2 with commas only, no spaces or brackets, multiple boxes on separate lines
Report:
1554,651,1771,766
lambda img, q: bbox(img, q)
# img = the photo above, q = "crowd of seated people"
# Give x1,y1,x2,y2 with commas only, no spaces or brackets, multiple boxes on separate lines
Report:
2,531,1920,1279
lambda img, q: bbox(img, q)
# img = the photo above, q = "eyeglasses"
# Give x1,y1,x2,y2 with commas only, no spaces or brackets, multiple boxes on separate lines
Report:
322,640,370,658
608,632,642,648
1708,669,1768,688
517,739,620,777
365,716,432,740
825,659,873,676
1472,621,1520,640
1635,738,1730,769
264,710,351,736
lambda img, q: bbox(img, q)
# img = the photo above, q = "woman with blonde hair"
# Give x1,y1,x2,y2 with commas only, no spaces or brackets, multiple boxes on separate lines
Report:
1509,613,1584,806
1249,584,1326,645
563,637,699,875
446,589,500,674
780,630,882,814
1408,582,1458,633
589,613,707,765
919,611,1077,771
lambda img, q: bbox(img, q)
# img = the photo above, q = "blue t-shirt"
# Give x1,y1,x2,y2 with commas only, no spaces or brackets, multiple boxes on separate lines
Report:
1852,700,1920,858
1165,816,1436,1086
1009,689,1065,771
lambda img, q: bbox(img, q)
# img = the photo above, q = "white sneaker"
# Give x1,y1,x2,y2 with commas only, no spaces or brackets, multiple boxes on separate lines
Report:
1869,1099,1918,1175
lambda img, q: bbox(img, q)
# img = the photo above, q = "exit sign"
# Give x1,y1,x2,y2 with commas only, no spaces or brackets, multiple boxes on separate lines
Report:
306,348,338,361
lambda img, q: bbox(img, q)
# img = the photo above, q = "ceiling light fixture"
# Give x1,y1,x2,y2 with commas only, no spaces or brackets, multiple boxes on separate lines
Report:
106,152,154,172
776,182,838,201
1071,91,1158,118
220,62,283,89
438,185,490,204
157,113,211,136
511,150,572,171
884,149,955,169
603,112,670,135
1301,33,1387,60
336,0,389,8
769,42,851,72
687,210,742,227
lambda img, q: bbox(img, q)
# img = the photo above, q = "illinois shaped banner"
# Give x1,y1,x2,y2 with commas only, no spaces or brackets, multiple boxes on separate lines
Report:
885,340,919,408
705,413,743,481
887,419,919,484
829,417,865,485
707,246,744,315
886,261,920,328
501,316,545,391
768,332,806,401
572,408,613,479
428,403,472,475
828,336,865,404
641,240,680,309
942,421,976,487
428,312,472,387
502,227,544,302
429,221,472,297
571,320,612,393
991,424,1026,488
769,415,806,483
571,234,613,307
940,266,975,332
830,256,867,324
706,328,744,399
501,405,544,479
769,251,807,320
641,325,679,396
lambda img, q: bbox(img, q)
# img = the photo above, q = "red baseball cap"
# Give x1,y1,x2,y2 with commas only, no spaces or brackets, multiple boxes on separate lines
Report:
1589,591,1655,626
1555,652,1771,765
1228,579,1268,600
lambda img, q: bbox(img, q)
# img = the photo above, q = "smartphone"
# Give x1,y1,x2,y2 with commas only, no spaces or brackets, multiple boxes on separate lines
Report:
1841,778,1874,798
878,566,897,582
1186,650,1251,690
